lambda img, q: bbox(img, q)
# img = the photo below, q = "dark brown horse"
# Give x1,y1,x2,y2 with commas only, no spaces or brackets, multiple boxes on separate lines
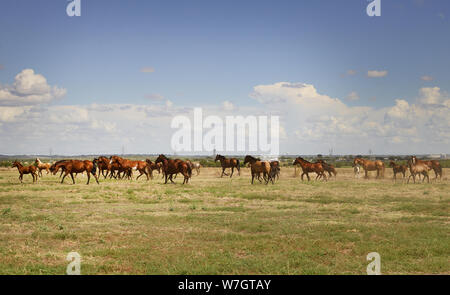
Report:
145,159,161,179
12,161,38,183
316,160,337,179
293,157,326,181
155,154,192,184
353,158,385,179
53,160,99,185
270,160,281,180
243,155,272,184
95,156,112,179
389,161,407,181
214,154,240,177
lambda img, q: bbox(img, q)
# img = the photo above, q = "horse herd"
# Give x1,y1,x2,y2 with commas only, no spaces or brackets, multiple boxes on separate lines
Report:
9,155,443,185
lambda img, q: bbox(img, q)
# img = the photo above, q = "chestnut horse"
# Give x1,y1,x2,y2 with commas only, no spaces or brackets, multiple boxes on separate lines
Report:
35,158,51,177
293,157,326,181
412,156,442,180
243,155,272,184
53,160,99,185
316,160,337,179
407,157,429,184
155,154,192,184
389,161,407,181
270,160,280,180
214,154,240,177
12,161,38,183
95,156,112,179
353,158,385,179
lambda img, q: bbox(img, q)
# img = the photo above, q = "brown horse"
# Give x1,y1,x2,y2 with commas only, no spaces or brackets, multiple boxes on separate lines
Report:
293,157,326,181
270,160,281,180
155,154,192,184
12,161,38,183
95,156,112,179
243,155,272,184
35,158,51,177
109,156,134,180
53,160,99,185
214,154,240,177
389,161,407,181
50,159,71,178
412,156,442,180
353,158,385,179
407,157,429,184
316,160,337,179
145,159,162,179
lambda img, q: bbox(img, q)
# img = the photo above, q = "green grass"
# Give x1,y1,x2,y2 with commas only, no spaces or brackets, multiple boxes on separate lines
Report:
0,167,448,274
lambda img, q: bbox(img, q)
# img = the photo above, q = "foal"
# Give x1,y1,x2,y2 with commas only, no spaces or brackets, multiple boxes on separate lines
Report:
35,158,51,177
12,161,38,183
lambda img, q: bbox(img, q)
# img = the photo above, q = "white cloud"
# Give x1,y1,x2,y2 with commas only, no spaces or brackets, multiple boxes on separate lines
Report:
346,91,359,101
0,69,66,106
421,75,433,81
367,70,388,78
140,67,155,73
222,100,234,111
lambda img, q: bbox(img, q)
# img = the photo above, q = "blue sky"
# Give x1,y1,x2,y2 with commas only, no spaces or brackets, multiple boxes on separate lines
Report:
0,0,449,155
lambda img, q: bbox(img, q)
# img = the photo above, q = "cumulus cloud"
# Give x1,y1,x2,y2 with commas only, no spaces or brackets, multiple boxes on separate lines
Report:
0,69,66,106
140,67,155,73
367,70,388,78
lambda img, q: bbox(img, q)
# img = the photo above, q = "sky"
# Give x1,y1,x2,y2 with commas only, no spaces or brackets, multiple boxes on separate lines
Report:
0,0,449,155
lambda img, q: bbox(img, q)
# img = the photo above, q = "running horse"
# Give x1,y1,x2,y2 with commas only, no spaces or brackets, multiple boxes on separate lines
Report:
389,161,408,181
53,160,99,185
95,156,112,179
214,155,240,178
145,159,163,180
155,154,192,184
35,158,51,177
353,158,385,179
316,159,337,179
243,155,272,184
12,161,38,183
293,157,327,181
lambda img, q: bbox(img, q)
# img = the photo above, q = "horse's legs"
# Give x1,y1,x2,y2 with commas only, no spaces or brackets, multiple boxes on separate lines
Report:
169,174,175,184
230,167,234,178
251,173,255,184
306,173,310,181
70,173,75,184
86,172,91,185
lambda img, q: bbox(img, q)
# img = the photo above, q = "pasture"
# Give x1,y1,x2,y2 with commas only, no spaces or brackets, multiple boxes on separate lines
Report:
0,166,448,274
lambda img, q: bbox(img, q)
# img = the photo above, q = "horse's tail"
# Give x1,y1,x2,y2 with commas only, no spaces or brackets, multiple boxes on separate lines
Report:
91,161,97,175
236,159,241,175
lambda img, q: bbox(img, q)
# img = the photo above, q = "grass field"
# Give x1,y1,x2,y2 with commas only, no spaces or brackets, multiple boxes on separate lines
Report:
0,166,448,274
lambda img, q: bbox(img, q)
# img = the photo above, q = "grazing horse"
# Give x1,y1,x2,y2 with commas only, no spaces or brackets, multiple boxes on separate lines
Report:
412,156,442,180
243,155,272,184
316,160,337,179
353,158,385,179
214,154,240,177
35,158,51,177
407,157,429,184
12,161,38,183
54,160,99,185
155,154,192,184
293,157,326,181
389,161,407,181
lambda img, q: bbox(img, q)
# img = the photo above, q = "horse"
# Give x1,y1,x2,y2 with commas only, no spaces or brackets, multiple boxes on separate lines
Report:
407,157,429,184
155,154,192,184
95,156,112,179
353,158,385,179
293,157,327,181
186,160,201,176
316,160,337,179
12,161,38,183
243,155,272,184
214,154,240,177
389,161,408,181
269,160,280,180
411,156,442,180
109,156,134,180
35,158,51,177
145,159,162,179
53,160,99,185
50,159,71,178
352,163,361,178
